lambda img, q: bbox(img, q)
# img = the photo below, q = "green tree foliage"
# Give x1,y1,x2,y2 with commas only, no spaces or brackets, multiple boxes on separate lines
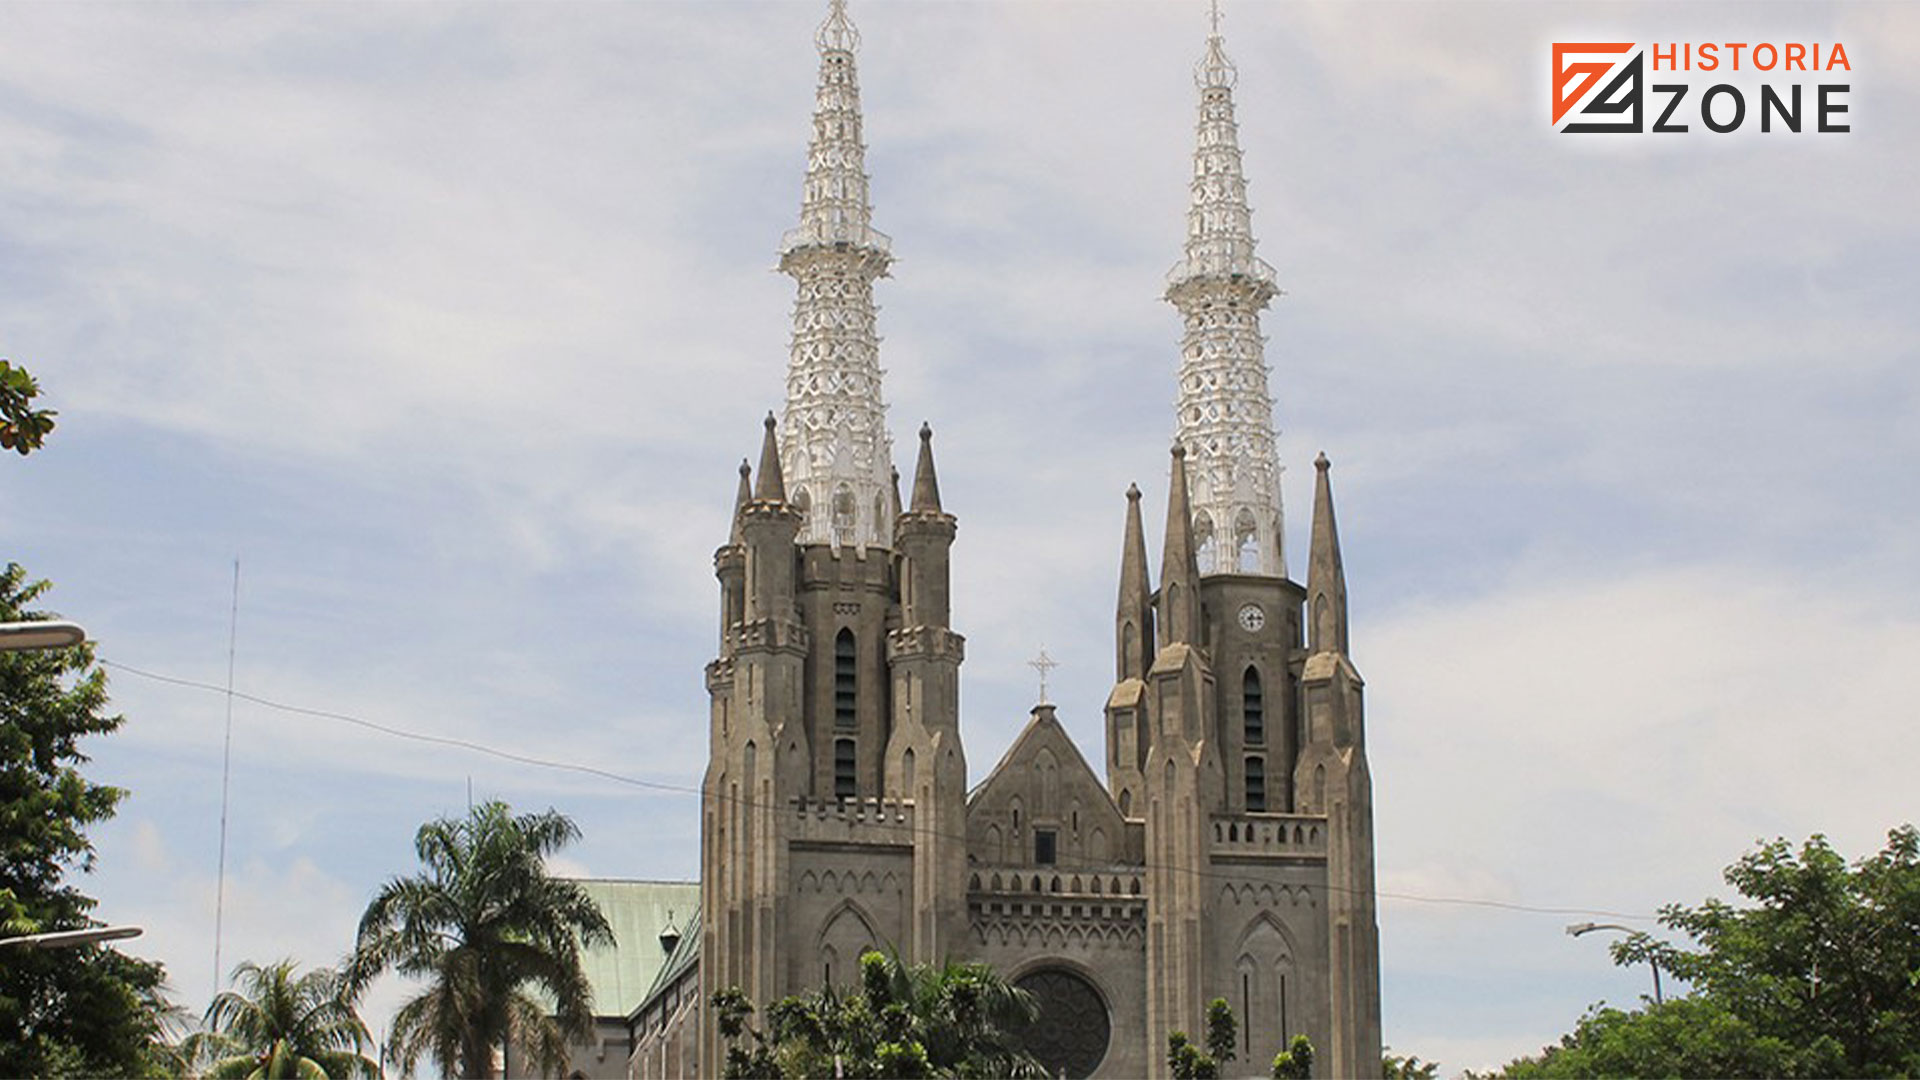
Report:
1497,827,1920,1078
0,360,56,455
1271,1033,1314,1079
1167,997,1238,1079
344,800,613,1079
0,564,173,1076
1496,998,1797,1079
713,949,1046,1079
183,959,377,1079
1382,1046,1439,1080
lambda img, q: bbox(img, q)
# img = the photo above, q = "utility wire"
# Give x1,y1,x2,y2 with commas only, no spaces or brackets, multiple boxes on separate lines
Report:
100,656,1655,923
102,658,702,798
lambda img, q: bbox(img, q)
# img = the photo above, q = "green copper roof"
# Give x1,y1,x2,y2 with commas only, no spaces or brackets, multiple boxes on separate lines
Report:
564,878,699,1019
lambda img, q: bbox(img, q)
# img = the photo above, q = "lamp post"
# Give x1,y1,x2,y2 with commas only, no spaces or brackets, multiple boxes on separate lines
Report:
0,621,129,956
0,619,87,652
1567,921,1663,1003
0,925,143,950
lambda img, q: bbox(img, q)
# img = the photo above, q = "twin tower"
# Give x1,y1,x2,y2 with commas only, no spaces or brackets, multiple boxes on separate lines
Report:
657,3,1382,1077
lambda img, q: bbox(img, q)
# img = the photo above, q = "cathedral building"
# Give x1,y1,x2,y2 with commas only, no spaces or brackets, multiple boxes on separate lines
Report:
628,3,1382,1076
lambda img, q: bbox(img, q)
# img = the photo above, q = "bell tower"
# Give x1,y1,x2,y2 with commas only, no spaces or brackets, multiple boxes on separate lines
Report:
699,4,971,1071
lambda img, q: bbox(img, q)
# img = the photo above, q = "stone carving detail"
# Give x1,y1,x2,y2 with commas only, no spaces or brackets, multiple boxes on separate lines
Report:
779,0,896,552
1014,967,1111,1079
1166,23,1286,577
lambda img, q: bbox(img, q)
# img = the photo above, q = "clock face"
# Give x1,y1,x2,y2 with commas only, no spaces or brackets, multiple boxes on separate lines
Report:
1237,603,1266,633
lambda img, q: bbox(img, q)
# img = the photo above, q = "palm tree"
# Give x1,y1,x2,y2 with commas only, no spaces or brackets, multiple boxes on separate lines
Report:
183,959,376,1079
719,949,1047,1078
344,801,613,1079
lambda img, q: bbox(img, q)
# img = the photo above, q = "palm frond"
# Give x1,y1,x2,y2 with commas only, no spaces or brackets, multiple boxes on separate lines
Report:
351,801,606,1079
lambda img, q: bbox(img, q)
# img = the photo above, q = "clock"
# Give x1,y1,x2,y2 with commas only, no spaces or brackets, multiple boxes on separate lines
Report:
1237,603,1266,633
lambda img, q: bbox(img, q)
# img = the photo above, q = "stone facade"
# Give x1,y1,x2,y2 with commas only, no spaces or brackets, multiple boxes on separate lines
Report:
630,4,1381,1078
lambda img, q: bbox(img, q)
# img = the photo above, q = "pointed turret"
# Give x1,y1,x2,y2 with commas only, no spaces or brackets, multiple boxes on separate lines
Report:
909,422,942,513
887,424,967,967
1306,451,1349,656
730,459,752,545
715,458,754,655
1166,4,1287,578
1106,482,1156,818
1295,447,1380,1078
778,0,896,551
1159,443,1202,645
753,412,786,504
741,414,801,626
1116,483,1155,681
896,422,956,630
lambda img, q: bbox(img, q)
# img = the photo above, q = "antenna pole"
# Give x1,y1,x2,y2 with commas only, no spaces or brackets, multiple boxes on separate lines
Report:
213,558,240,989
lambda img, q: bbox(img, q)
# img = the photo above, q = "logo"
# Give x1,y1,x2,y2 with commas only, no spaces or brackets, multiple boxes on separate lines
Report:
1551,41,1851,134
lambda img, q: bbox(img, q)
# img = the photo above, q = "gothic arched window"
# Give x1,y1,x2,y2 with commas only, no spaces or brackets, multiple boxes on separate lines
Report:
834,738,857,800
1243,667,1264,746
1245,755,1267,813
834,629,857,730
1234,509,1259,571
831,484,856,542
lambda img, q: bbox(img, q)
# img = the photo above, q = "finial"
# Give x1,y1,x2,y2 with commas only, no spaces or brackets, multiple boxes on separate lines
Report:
1126,482,1142,502
1028,646,1060,706
1171,439,1187,460
1196,1,1239,90
1315,450,1331,471
816,0,861,54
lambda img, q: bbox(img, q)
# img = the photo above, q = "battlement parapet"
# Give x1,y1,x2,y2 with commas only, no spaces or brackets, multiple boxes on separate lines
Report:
1209,813,1328,860
786,795,917,846
735,617,810,654
968,865,1145,900
885,626,966,662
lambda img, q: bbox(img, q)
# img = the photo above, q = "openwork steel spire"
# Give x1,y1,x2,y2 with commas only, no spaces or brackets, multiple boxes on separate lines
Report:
1166,2,1287,578
778,0,896,551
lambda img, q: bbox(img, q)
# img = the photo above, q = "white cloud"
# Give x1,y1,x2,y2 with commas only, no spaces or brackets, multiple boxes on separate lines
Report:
5,2,1917,1072
1368,564,1920,1067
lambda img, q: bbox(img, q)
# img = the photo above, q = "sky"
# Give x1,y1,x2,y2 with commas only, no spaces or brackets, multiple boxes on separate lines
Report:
3,0,1918,1074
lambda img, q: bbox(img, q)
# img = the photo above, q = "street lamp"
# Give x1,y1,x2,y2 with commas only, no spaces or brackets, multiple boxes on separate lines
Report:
1567,921,1663,1003
0,619,87,652
0,925,144,950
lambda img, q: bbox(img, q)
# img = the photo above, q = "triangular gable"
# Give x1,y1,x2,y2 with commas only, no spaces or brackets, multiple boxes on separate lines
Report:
971,706,1113,811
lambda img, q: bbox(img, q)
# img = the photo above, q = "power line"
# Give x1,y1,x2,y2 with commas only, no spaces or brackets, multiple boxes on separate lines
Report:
99,655,1654,923
101,658,703,799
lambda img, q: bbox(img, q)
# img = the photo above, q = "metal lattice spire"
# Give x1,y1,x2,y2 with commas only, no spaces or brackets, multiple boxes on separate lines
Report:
778,0,896,551
1166,1,1287,578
